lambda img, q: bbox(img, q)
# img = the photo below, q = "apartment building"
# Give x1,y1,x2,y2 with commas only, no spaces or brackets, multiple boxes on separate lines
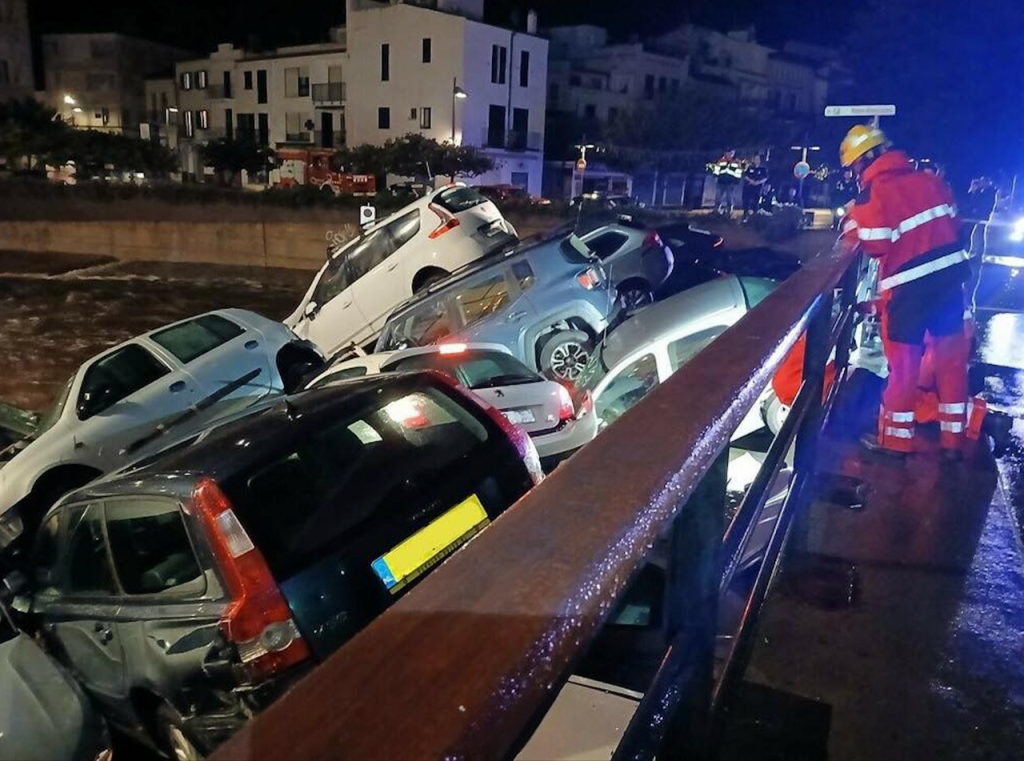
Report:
43,33,189,135
0,0,34,101
165,0,549,194
143,75,179,150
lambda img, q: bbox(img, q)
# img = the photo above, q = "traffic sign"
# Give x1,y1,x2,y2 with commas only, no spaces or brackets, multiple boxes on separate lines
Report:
824,104,896,118
794,161,811,180
575,158,587,172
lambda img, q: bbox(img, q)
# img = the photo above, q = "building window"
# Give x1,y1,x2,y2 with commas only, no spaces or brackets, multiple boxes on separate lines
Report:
258,113,269,145
590,77,601,89
257,69,267,104
86,72,116,91
381,43,390,82
225,108,233,140
286,67,310,97
422,38,432,63
644,74,654,98
608,106,619,121
670,78,679,93
223,71,232,98
286,112,310,141
419,107,432,129
197,70,208,89
237,112,255,140
244,70,253,90
583,103,596,119
519,50,530,87
101,107,109,125
298,68,309,97
0,60,9,85
491,45,507,84
409,107,417,119
378,107,390,129
569,74,581,86
198,109,209,130
658,76,666,93
160,92,168,114
180,71,192,90
184,109,194,137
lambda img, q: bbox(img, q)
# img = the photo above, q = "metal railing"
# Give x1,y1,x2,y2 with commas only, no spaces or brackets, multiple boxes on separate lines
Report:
213,243,862,761
481,128,543,151
312,82,346,104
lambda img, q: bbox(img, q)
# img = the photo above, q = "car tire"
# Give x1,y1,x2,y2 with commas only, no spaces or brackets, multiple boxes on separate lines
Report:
762,395,790,435
155,704,205,761
618,282,654,312
539,330,593,382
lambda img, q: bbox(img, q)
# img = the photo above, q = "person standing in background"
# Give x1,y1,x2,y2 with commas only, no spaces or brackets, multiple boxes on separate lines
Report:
710,149,743,215
742,154,768,220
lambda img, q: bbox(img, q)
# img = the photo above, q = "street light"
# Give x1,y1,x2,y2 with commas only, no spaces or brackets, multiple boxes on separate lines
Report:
451,78,468,143
63,94,76,105
72,107,83,113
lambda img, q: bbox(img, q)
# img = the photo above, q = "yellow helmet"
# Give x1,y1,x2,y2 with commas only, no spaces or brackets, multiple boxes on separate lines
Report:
840,124,888,167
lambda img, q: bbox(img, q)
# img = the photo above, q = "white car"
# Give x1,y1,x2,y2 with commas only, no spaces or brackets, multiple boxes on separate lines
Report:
0,309,323,546
286,184,518,357
560,275,781,450
307,343,581,465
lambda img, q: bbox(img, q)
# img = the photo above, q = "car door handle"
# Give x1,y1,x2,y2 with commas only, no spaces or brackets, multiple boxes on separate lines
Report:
506,311,528,323
244,339,259,350
341,301,352,310
169,380,187,393
386,261,400,272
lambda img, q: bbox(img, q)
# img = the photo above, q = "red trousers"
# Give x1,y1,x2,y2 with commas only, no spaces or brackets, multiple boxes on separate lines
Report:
879,307,969,452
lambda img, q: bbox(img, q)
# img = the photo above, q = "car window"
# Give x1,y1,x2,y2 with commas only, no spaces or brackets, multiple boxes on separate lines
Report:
596,353,660,428
382,296,454,349
78,344,170,419
33,511,62,592
666,328,726,372
309,366,370,388
454,275,511,328
222,386,489,580
386,209,421,249
36,374,74,435
389,349,538,388
347,228,397,281
511,260,535,292
150,315,245,364
738,277,779,308
433,186,487,213
63,504,116,597
313,253,352,306
585,231,630,260
106,498,204,596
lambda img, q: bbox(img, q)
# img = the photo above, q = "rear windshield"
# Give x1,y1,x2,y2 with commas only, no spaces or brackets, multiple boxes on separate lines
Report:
433,186,488,214
559,234,596,264
222,385,490,578
388,350,539,389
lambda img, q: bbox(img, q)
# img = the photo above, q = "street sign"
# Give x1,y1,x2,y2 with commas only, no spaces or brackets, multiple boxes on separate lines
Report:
575,158,587,172
359,205,376,227
824,104,897,118
794,161,811,180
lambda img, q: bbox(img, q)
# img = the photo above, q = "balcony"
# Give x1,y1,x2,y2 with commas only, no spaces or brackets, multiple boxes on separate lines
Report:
481,128,543,152
206,84,232,100
312,82,346,105
285,131,313,144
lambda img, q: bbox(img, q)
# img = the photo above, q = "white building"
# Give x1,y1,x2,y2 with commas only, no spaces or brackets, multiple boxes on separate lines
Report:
164,0,549,195
0,0,34,102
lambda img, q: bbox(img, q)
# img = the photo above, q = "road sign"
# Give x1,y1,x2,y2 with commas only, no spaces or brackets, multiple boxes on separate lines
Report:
794,161,811,180
824,104,897,118
575,158,587,172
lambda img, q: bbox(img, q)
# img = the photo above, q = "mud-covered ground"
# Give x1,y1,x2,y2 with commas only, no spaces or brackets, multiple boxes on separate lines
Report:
0,251,309,411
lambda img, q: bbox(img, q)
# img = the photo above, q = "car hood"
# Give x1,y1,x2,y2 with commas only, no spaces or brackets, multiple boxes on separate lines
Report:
0,633,101,761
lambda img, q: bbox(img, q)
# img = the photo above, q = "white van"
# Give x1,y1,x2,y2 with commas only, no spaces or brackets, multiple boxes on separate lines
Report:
286,184,518,356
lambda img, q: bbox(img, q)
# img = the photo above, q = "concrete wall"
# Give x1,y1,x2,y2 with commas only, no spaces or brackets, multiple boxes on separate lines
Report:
0,219,357,271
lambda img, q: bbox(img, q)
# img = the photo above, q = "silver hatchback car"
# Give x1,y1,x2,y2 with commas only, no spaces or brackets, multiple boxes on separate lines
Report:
375,234,621,381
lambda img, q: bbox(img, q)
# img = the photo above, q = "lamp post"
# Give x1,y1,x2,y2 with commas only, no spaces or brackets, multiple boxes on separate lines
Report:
451,78,467,143
791,144,820,208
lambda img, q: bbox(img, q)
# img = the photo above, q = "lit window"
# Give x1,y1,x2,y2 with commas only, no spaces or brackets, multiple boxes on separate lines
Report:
197,70,208,89
419,107,432,129
198,110,209,129
180,72,192,90
184,109,194,137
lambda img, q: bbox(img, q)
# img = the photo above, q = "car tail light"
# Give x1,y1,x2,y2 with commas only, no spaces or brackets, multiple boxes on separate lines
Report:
428,203,461,239
643,231,663,248
575,389,594,420
192,479,311,681
576,267,604,290
556,383,575,422
439,343,468,355
431,372,544,485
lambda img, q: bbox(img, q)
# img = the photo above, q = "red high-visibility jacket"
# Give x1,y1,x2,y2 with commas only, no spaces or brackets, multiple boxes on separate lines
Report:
842,151,965,293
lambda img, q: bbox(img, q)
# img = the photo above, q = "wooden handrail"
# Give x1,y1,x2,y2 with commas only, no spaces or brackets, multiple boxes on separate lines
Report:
214,244,859,761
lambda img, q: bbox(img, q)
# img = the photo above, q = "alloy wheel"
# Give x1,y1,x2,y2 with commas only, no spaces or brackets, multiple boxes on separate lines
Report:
549,341,590,381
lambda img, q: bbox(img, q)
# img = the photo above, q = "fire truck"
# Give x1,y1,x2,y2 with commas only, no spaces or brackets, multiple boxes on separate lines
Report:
274,147,376,196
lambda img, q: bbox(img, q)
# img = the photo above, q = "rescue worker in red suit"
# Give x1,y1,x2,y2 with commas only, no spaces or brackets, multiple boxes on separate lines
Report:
839,125,970,459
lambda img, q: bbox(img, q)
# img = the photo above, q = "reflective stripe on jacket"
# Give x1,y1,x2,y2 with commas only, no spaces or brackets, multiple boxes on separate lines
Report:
842,151,964,292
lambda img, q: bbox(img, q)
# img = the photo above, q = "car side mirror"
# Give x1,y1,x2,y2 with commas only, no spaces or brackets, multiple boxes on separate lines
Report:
304,301,319,320
77,384,116,420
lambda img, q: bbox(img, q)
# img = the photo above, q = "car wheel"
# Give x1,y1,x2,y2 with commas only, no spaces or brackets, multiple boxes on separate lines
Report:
156,705,204,761
762,395,790,435
540,330,593,382
618,283,654,312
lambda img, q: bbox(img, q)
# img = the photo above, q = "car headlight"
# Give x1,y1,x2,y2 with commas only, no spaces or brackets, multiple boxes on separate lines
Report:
1011,217,1024,243
835,206,847,217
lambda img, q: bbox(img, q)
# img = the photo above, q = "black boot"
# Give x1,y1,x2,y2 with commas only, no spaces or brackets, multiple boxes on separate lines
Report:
860,432,907,459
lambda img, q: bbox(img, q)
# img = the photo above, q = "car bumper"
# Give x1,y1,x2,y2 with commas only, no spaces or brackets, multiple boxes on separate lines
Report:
537,412,598,459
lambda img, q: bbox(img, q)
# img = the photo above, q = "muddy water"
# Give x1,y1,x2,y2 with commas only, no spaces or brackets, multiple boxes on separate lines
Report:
0,258,309,411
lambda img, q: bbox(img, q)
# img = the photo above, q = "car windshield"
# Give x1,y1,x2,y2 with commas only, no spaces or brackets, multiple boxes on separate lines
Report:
433,186,487,214
34,374,75,436
388,349,540,389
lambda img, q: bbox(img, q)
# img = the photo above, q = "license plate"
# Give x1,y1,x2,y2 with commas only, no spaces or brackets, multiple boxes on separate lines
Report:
503,408,535,425
371,494,489,595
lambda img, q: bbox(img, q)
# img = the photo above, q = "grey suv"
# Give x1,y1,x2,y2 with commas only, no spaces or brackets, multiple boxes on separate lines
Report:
376,234,621,381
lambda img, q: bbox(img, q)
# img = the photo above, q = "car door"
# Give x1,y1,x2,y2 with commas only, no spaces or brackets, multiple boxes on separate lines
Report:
302,247,371,356
73,342,199,467
350,209,420,336
592,352,661,432
33,504,133,724
145,313,274,420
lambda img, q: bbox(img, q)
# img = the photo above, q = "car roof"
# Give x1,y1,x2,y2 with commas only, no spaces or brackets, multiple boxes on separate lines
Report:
66,375,444,501
601,276,746,369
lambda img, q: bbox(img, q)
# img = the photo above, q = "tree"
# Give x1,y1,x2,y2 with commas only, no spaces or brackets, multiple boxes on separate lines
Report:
0,99,70,169
199,138,273,186
334,134,493,186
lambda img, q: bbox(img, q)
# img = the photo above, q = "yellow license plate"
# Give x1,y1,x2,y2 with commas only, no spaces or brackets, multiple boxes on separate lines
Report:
371,494,489,594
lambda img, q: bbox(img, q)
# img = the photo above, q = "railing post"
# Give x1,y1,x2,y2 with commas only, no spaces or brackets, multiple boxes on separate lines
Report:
661,450,729,761
795,291,833,473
